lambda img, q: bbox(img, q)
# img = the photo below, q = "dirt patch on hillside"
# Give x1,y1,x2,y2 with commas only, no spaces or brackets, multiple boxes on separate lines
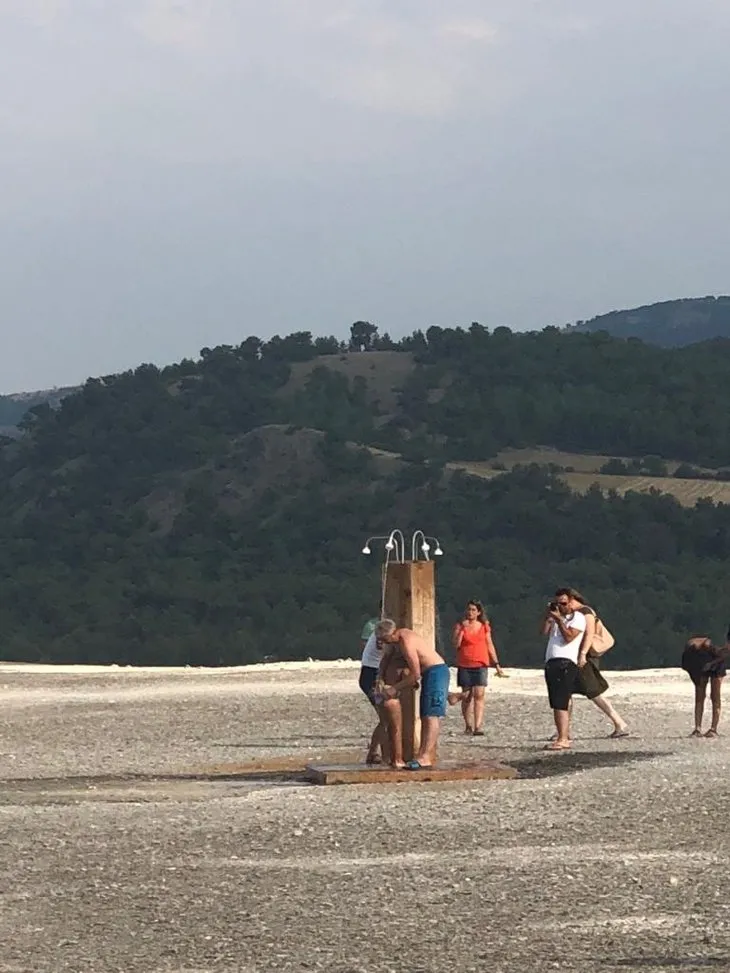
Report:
281,350,414,412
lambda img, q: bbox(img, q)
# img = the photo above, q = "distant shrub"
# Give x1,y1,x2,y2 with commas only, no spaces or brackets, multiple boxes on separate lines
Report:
641,455,669,477
600,458,629,474
674,463,701,479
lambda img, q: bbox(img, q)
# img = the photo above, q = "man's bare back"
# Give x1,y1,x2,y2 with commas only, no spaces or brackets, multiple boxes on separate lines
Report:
393,628,444,677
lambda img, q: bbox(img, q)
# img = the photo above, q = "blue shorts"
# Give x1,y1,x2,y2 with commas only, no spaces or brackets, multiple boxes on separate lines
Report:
457,666,488,689
420,663,450,718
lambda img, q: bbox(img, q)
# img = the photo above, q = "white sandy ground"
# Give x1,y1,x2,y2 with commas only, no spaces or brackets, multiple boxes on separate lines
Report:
0,661,729,973
0,660,692,701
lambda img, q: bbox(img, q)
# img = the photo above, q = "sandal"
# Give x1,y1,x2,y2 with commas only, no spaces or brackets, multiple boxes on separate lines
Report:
705,729,719,738
609,729,630,739
689,729,703,737
473,729,485,737
544,740,571,751
406,759,433,770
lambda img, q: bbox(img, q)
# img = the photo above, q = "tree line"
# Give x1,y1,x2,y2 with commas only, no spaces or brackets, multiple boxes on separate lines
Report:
3,321,730,667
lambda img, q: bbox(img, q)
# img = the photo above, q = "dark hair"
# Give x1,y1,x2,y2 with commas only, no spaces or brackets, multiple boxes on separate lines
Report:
466,600,486,622
555,587,586,604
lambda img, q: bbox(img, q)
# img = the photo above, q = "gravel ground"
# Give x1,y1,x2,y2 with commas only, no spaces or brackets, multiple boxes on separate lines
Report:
0,663,729,973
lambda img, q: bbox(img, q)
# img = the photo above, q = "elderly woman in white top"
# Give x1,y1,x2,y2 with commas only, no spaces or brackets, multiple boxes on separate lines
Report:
359,621,388,764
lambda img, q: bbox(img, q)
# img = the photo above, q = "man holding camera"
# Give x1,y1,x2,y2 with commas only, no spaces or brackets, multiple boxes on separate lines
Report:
541,593,588,750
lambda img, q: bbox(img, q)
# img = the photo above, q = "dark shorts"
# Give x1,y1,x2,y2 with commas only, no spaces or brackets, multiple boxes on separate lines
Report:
545,658,581,711
420,663,450,718
682,649,727,686
457,666,488,689
359,665,379,707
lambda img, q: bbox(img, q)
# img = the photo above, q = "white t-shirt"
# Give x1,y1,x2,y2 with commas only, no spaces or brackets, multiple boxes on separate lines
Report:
545,610,587,664
361,632,382,669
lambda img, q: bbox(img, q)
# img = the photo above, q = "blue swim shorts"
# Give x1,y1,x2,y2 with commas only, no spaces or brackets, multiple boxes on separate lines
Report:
420,663,450,718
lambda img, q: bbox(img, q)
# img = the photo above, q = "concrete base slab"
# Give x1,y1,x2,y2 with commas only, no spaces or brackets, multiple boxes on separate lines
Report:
304,759,518,785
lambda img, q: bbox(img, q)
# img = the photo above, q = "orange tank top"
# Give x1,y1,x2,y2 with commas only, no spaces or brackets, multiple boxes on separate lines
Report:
456,621,495,669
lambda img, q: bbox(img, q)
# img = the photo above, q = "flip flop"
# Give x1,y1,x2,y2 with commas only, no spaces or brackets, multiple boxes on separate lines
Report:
609,729,630,739
705,729,719,738
473,729,485,737
544,741,571,751
690,729,703,738
406,760,433,770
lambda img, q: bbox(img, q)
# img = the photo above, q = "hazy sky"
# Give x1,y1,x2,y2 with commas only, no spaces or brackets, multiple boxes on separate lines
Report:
1,0,729,392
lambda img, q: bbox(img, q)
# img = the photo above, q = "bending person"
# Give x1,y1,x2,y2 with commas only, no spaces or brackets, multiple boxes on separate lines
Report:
448,600,505,736
358,625,389,764
681,634,728,738
376,619,450,770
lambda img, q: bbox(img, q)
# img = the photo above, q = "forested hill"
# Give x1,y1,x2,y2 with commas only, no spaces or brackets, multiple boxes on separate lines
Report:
5,322,730,669
569,296,730,346
0,386,78,437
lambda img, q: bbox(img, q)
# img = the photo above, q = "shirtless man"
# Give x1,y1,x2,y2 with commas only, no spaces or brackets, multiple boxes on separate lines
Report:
375,618,450,770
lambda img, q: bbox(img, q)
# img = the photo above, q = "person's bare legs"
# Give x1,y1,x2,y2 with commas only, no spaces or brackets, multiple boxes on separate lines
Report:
592,695,629,736
416,716,441,766
378,720,391,763
548,708,571,749
551,699,574,740
472,686,486,734
692,677,708,736
460,689,474,733
366,720,389,763
707,676,723,736
365,724,380,762
382,698,405,767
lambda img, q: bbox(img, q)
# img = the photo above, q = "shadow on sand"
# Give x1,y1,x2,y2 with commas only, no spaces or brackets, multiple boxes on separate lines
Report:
0,749,669,804
511,749,664,780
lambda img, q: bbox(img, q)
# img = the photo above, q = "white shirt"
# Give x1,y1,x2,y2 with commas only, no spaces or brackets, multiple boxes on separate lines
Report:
545,610,587,664
361,632,382,668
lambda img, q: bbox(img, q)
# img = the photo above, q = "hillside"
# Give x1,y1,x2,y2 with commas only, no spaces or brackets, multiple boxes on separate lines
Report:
0,385,78,431
5,322,730,668
570,295,730,346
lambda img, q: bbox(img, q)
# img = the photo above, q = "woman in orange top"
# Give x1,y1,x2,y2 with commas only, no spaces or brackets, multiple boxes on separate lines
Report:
448,600,504,735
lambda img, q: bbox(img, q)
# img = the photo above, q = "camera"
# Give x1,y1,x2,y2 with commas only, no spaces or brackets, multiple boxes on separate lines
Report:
548,599,559,611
